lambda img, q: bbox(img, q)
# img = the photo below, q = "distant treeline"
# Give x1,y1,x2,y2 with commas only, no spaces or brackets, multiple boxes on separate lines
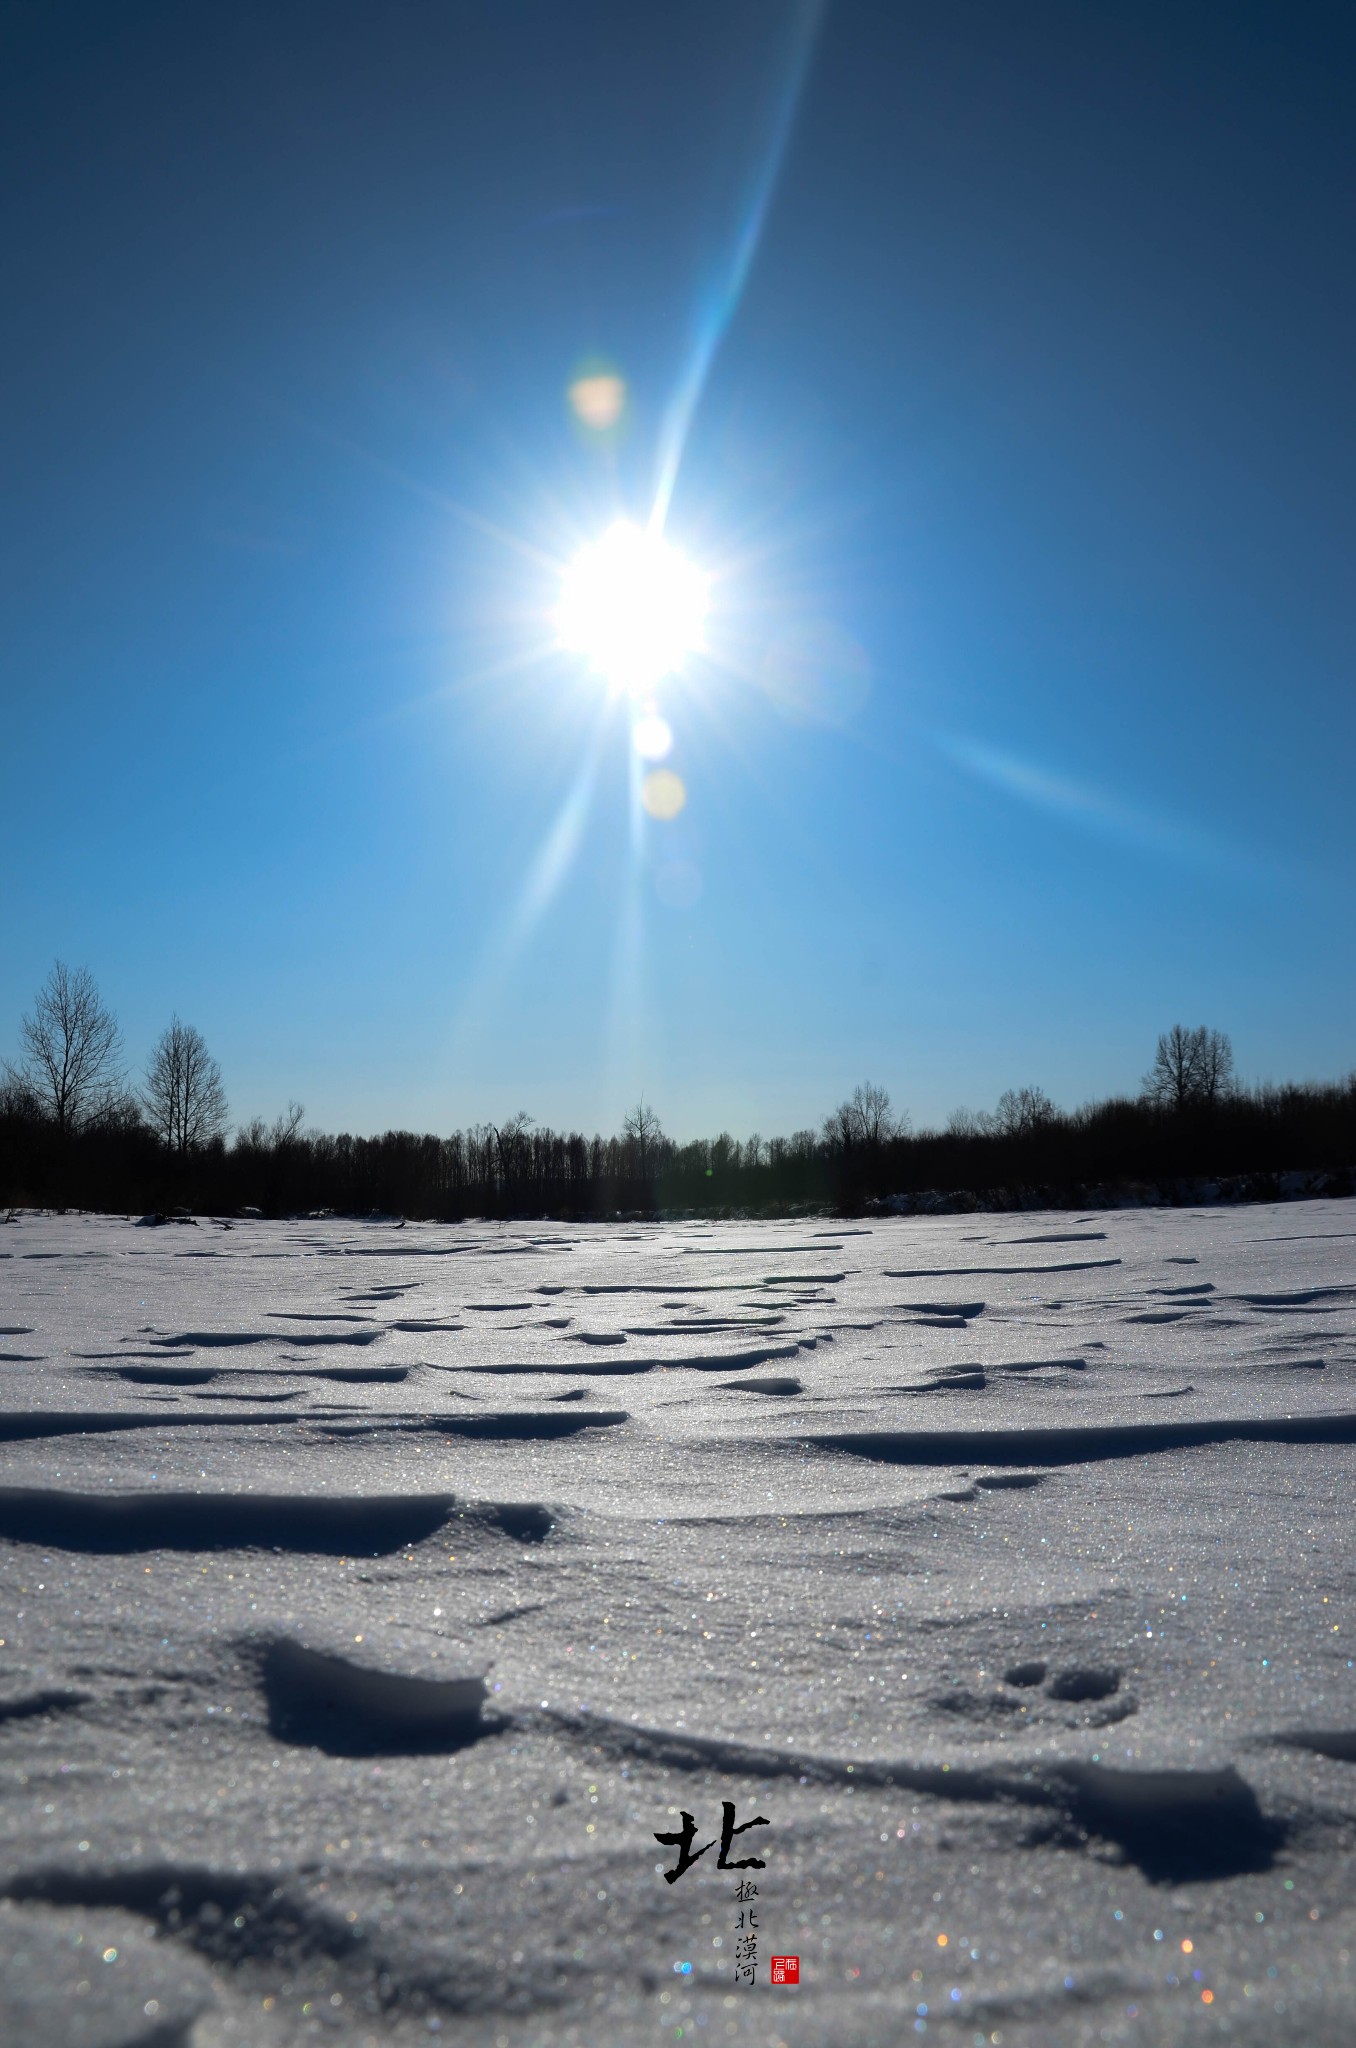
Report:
1,966,1352,1217
2,1075,1354,1222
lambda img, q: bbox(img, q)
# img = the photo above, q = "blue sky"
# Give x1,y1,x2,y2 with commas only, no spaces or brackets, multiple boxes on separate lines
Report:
3,0,1353,1139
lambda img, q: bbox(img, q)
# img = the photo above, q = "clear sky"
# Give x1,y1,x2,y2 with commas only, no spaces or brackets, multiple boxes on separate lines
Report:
3,0,1353,1140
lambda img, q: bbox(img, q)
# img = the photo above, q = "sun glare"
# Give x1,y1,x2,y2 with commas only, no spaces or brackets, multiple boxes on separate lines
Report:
557,521,707,697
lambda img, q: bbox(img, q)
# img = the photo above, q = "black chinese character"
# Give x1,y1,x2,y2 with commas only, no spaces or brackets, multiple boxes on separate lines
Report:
653,1810,713,1885
717,1801,769,1870
655,1803,769,1885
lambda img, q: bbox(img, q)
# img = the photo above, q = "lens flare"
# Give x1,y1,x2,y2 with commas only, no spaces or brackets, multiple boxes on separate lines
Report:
632,712,673,760
641,768,687,820
557,521,707,697
568,371,627,432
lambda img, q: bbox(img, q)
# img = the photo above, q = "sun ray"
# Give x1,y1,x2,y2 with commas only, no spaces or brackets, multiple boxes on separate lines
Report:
605,750,649,1106
444,705,613,1060
933,732,1268,878
649,0,825,534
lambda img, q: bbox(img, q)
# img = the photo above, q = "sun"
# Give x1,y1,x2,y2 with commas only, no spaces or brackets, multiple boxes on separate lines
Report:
557,520,708,697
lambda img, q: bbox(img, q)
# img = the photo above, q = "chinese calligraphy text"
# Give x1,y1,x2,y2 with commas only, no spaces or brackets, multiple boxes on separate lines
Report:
653,1801,769,1886
733,1875,759,1988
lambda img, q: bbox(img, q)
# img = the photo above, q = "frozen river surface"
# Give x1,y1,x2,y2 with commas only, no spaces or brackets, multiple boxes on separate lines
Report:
3,1200,1356,2046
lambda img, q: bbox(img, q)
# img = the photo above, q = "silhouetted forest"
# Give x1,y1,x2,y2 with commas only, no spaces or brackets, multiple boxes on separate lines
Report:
2,1077,1354,1223
2,966,1352,1219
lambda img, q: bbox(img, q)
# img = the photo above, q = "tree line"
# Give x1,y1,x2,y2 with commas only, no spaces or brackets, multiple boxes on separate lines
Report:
1,963,1352,1218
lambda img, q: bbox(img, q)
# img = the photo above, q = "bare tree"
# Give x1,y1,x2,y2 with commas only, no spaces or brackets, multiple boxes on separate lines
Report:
234,1102,305,1154
1144,1026,1235,1110
623,1099,664,1180
824,1081,907,1149
272,1100,306,1146
0,1067,40,1120
1144,1025,1196,1110
1194,1028,1235,1106
854,1080,903,1144
491,1112,534,1187
822,1100,855,1151
143,1017,229,1156
14,962,123,1135
991,1085,1058,1138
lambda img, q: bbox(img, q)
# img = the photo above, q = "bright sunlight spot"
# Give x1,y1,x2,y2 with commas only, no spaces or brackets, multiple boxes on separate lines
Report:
557,521,707,697
631,712,673,760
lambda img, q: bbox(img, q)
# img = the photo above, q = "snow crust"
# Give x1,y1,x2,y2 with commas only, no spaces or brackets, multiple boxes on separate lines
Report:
3,1201,1356,2043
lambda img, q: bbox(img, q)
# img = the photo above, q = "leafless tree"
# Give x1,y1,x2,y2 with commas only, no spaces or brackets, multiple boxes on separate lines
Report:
492,1112,534,1186
991,1085,1058,1138
1143,1026,1235,1110
1144,1025,1195,1110
824,1081,907,1149
1193,1029,1235,1106
0,1067,40,1119
234,1102,305,1154
623,1099,664,1180
143,1017,229,1156
272,1100,306,1146
13,962,123,1135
